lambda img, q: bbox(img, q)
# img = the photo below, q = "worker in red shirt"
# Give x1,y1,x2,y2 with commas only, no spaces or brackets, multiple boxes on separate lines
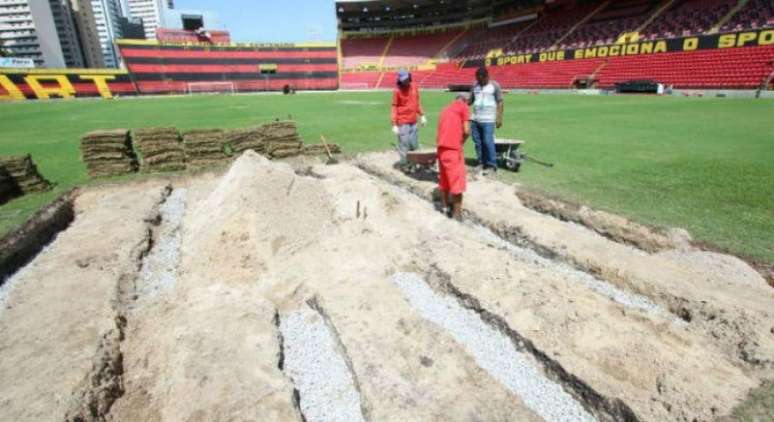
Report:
391,70,426,166
436,94,470,220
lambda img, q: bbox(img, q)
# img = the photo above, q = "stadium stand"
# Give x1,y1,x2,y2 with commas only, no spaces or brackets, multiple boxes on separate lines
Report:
556,0,659,49
340,72,383,89
504,3,599,55
337,0,774,91
596,45,774,89
383,30,464,67
721,0,774,32
2,0,773,99
639,0,739,40
340,37,392,70
118,37,338,94
341,29,466,70
452,21,530,60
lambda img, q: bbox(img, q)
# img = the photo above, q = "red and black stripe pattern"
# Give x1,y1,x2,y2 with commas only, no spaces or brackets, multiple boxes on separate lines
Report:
1,72,136,99
118,43,339,93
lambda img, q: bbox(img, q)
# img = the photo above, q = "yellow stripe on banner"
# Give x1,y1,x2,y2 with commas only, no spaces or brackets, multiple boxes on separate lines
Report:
434,28,468,60
0,68,128,75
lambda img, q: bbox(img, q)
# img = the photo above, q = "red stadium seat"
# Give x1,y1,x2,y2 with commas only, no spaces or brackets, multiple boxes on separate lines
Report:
338,0,774,91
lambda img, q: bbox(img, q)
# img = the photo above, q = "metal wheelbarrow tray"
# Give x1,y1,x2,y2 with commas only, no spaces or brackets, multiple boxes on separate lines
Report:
494,139,525,172
405,149,438,173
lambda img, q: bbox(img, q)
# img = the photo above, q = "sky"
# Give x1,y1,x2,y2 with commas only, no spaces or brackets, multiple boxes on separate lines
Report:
173,0,340,43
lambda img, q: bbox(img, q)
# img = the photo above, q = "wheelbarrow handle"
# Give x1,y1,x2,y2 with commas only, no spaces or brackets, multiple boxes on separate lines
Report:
525,154,555,168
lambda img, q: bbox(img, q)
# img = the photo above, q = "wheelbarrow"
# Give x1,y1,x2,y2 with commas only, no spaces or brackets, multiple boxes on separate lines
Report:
405,149,437,173
494,139,525,172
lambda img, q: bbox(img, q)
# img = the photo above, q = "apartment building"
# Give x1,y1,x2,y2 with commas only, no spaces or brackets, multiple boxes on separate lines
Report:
0,0,66,67
90,0,122,67
123,0,170,39
48,0,84,67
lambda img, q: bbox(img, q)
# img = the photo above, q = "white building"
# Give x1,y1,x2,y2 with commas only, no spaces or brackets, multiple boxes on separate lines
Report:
90,0,122,67
123,0,170,39
0,0,66,67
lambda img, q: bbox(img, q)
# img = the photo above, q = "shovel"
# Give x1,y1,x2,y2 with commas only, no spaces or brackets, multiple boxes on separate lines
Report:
320,135,339,165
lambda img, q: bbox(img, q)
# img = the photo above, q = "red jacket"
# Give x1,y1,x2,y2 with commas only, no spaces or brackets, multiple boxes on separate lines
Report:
391,84,424,125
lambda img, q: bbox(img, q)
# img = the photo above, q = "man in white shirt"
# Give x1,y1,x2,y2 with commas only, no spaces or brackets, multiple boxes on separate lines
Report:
468,66,504,175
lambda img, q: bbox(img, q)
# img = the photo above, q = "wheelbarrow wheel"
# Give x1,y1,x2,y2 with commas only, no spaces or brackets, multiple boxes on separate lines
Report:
504,149,522,172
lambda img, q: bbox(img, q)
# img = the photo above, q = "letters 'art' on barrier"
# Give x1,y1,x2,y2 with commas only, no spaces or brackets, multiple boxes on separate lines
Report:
0,69,135,100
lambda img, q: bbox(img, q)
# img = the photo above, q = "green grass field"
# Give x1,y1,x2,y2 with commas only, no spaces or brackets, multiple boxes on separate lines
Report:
1,92,772,265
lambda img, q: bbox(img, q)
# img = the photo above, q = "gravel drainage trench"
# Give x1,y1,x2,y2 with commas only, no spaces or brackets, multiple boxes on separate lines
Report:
469,223,679,323
357,162,676,322
136,187,187,298
392,272,597,422
277,300,367,422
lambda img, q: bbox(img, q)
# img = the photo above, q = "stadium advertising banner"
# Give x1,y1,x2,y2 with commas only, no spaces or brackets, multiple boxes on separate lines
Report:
476,29,774,67
0,69,137,100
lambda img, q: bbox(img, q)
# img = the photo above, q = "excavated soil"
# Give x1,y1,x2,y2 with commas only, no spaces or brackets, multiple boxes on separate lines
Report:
0,151,772,422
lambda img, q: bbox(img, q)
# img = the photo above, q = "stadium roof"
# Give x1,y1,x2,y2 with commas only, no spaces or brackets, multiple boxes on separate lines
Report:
335,0,541,14
337,1,481,14
336,0,544,31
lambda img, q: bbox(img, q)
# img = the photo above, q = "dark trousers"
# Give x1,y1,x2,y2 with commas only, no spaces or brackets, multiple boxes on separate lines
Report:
471,121,496,168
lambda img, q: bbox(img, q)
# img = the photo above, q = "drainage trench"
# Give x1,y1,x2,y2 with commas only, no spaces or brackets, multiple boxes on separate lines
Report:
0,190,76,285
64,185,180,421
355,165,645,420
393,272,604,422
356,163,675,322
470,223,679,323
356,164,774,368
135,188,187,298
277,299,367,422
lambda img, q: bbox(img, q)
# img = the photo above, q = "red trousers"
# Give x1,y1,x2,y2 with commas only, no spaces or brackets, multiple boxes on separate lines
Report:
437,148,466,194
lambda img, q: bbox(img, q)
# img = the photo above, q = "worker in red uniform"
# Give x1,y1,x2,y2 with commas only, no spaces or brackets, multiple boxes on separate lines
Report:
391,70,426,166
436,94,470,220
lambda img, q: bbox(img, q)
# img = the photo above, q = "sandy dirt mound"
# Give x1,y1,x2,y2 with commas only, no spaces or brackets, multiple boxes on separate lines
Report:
358,152,774,374
0,151,772,422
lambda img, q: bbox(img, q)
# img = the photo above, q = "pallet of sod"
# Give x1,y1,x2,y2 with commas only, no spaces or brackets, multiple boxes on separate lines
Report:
0,163,21,205
133,127,185,173
224,126,267,156
263,121,303,159
182,129,228,169
0,155,52,194
81,129,137,178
